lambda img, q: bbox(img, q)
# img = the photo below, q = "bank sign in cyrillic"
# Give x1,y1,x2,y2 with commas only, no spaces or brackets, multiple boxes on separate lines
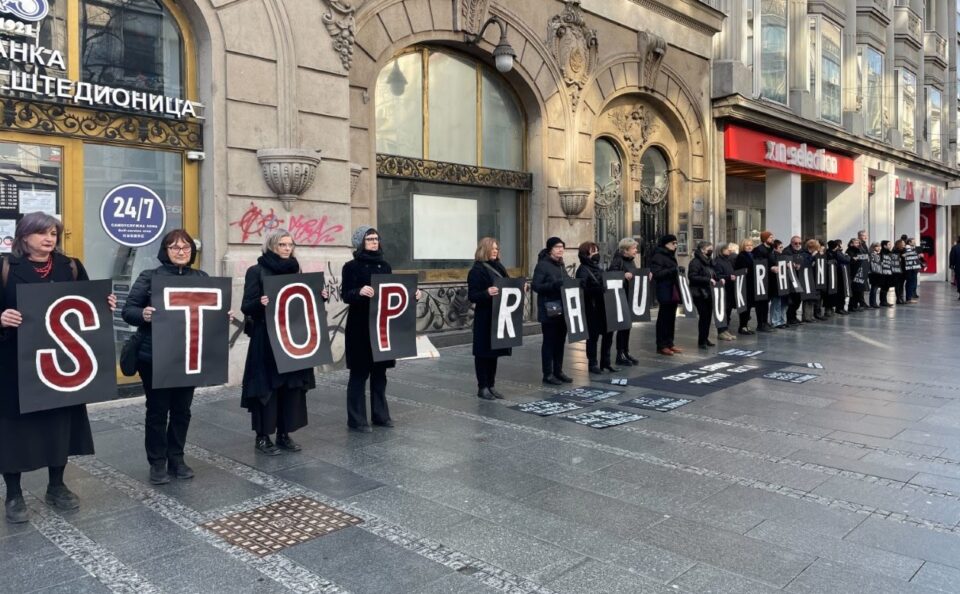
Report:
99,184,167,248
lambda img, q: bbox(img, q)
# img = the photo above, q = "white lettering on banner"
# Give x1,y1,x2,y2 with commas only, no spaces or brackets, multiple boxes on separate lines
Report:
631,276,649,317
0,39,204,119
605,278,625,323
496,287,522,339
563,286,585,335
755,264,767,296
764,140,839,175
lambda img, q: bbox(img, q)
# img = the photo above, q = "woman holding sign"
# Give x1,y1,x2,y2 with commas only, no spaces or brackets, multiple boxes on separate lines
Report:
0,213,115,524
123,229,207,485
533,237,572,386
241,229,321,454
650,234,682,356
576,241,616,374
607,238,642,365
467,237,512,400
688,241,719,348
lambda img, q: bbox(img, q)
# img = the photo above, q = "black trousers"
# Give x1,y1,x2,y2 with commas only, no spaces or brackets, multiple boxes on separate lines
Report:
786,293,801,323
754,301,770,329
894,275,906,303
347,366,390,428
540,319,567,377
250,385,308,436
738,305,751,330
655,302,677,350
850,289,865,309
474,357,499,389
139,364,194,465
585,330,613,366
615,328,631,353
693,296,712,345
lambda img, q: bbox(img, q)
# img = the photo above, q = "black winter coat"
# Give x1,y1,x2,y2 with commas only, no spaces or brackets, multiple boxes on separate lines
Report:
122,265,209,363
532,250,568,323
687,250,717,300
341,250,395,372
734,250,755,305
467,259,512,358
607,252,639,276
240,254,316,406
0,252,94,473
575,255,607,335
648,246,680,304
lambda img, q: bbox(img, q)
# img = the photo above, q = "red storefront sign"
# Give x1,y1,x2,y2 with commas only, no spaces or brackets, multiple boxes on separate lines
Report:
724,124,855,183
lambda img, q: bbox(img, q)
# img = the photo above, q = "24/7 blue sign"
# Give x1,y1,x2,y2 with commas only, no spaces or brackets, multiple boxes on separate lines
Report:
99,184,167,248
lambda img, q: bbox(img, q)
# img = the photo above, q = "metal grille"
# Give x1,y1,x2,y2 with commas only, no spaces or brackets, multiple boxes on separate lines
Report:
202,495,363,557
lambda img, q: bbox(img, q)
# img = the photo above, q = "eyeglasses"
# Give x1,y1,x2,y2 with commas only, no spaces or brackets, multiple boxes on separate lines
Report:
365,237,380,242
277,242,295,249
167,245,191,253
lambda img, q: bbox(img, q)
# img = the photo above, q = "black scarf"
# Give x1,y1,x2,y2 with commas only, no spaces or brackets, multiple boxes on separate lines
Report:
355,249,385,265
258,250,300,274
485,258,508,278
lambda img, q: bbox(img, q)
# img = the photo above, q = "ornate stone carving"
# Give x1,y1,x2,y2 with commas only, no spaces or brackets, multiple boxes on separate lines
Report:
559,187,590,221
376,154,533,190
547,0,598,112
637,31,667,89
608,103,658,181
321,0,356,71
455,0,491,35
349,163,363,197
256,148,322,211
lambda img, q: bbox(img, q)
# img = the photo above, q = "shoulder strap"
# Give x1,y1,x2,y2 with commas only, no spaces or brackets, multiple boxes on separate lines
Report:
69,258,78,281
482,262,503,279
1,256,7,289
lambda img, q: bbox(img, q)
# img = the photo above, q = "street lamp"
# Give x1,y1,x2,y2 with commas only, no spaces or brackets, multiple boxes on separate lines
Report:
465,16,516,74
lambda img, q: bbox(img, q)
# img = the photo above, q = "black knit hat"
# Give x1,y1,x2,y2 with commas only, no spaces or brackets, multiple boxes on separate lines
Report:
658,234,678,247
546,236,564,250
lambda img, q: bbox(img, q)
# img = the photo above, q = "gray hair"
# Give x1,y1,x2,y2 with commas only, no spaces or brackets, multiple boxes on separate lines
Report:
13,212,63,257
261,228,294,254
618,237,638,252
696,240,713,252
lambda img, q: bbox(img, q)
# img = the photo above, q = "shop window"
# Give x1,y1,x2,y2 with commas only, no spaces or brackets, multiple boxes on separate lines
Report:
0,143,62,252
927,86,942,161
809,16,842,124
896,69,917,152
857,46,884,140
81,0,184,98
375,48,527,276
756,0,788,105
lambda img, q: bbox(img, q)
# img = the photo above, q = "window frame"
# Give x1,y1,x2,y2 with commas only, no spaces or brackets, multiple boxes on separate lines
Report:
895,67,917,152
753,0,789,106
809,15,842,126
926,85,943,161
857,45,884,140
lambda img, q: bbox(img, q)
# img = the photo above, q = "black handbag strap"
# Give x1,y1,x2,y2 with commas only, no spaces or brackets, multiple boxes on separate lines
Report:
482,262,503,279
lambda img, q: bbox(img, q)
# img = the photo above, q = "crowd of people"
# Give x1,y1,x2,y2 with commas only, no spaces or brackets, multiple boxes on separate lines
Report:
0,213,934,524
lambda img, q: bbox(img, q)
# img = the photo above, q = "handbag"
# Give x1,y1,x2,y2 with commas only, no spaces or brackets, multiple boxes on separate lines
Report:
544,300,563,318
119,331,143,377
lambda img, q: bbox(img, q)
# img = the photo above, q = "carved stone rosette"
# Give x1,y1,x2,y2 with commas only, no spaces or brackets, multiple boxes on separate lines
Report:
321,0,356,71
608,103,658,181
256,148,322,211
559,187,591,222
455,0,491,35
637,31,667,89
547,0,598,112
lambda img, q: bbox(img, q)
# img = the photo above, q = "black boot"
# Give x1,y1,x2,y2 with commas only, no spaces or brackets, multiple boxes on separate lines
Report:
255,435,281,456
5,496,27,524
555,371,573,383
625,352,639,364
488,387,505,399
616,352,633,366
477,388,496,400
588,364,603,374
600,360,619,372
276,434,302,451
149,461,171,485
167,459,195,479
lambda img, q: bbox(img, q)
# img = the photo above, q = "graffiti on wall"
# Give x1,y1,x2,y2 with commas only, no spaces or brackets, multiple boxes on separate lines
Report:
230,202,344,245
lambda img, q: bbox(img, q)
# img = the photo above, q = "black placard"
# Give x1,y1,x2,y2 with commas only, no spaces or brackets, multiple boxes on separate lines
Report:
763,371,818,384
547,386,623,404
490,277,525,350
16,280,116,413
511,400,583,416
629,269,652,321
262,273,333,374
562,278,588,343
677,274,694,314
151,276,231,388
753,262,769,302
734,269,748,313
815,257,827,289
369,274,418,362
603,272,632,332
799,265,818,301
712,284,726,328
620,395,693,412
839,263,851,299
562,408,647,428
774,258,791,296
627,356,787,397
827,260,838,295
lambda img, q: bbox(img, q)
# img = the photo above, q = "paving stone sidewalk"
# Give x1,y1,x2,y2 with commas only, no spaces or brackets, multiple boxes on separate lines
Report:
5,285,960,593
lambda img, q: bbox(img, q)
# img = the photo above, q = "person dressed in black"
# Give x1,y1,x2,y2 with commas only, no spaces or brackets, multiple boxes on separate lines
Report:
650,234,682,355
846,238,867,312
892,239,907,305
782,236,805,325
241,229,319,453
713,242,738,341
467,237,512,400
341,226,420,431
749,231,777,332
878,240,896,307
734,238,757,334
949,236,960,300
576,241,617,374
533,237,571,385
607,237,642,365
868,242,883,307
688,241,718,348
123,229,223,485
830,240,851,315
0,212,116,523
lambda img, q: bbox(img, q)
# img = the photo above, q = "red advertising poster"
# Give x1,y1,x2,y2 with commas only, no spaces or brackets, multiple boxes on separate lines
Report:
920,204,937,274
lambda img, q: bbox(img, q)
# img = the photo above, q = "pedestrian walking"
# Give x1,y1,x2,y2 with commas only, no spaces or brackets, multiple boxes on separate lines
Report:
241,229,319,453
0,212,116,523
467,237,512,400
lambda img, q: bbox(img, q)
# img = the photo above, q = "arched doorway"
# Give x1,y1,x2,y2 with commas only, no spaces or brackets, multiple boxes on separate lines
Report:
593,137,624,267
638,147,669,258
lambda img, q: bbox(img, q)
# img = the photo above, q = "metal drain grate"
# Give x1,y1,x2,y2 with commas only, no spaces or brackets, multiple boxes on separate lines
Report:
202,495,363,556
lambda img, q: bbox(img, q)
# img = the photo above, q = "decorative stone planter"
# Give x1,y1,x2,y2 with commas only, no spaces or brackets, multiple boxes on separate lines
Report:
558,187,590,222
256,148,322,211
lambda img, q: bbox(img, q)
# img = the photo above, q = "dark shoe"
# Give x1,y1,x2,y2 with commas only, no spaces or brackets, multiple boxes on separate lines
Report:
658,348,674,356
167,460,195,479
698,343,708,350
149,461,171,485
478,388,496,400
776,324,788,329
625,353,639,364
738,328,755,336
555,372,573,383
348,424,373,433
814,315,826,320
488,388,505,400
373,419,395,428
255,436,282,455
276,434,302,451
588,365,603,374
542,375,563,385
669,346,684,353
45,485,79,511
703,339,715,346
601,364,620,372
5,496,27,524
616,353,633,366
757,326,775,333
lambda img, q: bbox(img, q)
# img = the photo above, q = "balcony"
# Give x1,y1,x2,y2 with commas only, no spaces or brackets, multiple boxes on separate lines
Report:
893,6,922,50
924,31,948,67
